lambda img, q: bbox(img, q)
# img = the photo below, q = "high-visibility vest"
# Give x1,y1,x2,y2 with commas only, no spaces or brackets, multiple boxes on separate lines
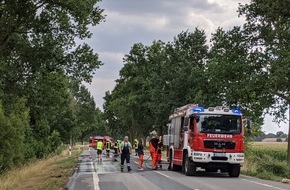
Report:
117,140,121,148
97,141,103,150
106,141,111,150
114,142,118,148
134,139,138,149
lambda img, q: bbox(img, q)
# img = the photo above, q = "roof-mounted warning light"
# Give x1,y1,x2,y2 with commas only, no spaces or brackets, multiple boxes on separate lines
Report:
232,109,242,114
192,107,205,113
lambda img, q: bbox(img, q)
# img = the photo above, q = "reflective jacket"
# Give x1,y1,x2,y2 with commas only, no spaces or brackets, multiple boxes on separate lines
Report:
106,141,111,150
134,139,139,150
97,141,103,150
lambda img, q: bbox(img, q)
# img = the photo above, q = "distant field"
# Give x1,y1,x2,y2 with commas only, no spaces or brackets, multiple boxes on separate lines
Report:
251,142,287,150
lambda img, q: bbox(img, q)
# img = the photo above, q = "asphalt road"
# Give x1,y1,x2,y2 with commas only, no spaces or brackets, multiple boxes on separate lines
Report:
66,147,290,190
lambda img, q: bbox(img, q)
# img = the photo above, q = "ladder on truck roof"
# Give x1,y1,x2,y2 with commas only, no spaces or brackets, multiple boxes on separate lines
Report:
174,104,199,112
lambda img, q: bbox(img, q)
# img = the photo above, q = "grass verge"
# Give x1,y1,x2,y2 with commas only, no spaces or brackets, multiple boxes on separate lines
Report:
241,142,290,182
0,145,83,190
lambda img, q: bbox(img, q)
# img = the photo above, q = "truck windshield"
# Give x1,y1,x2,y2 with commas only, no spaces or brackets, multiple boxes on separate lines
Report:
196,114,242,134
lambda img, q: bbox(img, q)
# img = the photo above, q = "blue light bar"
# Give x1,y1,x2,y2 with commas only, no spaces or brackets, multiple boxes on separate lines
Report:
232,109,242,114
192,107,205,113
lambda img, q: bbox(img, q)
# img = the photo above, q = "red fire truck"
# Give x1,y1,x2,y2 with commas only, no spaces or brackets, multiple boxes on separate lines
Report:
164,104,251,177
89,136,104,147
89,136,114,148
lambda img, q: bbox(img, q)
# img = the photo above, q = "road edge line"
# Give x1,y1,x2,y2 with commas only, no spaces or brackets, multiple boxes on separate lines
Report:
241,179,287,190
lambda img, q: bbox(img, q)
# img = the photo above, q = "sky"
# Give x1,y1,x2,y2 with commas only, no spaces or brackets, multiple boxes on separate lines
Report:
84,0,289,134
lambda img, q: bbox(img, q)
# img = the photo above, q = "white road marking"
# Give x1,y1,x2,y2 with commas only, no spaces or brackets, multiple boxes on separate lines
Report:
91,161,100,190
154,171,171,178
242,179,287,190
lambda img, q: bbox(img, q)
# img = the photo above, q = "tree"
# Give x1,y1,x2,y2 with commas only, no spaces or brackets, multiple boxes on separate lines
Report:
0,99,29,172
104,28,212,139
239,0,290,165
0,0,105,172
277,131,284,138
73,85,104,144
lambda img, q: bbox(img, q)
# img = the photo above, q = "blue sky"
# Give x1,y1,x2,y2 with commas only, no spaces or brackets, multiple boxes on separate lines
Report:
85,0,289,134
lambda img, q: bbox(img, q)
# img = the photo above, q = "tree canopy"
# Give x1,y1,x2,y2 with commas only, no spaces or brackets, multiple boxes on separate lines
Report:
0,0,106,173
104,1,289,147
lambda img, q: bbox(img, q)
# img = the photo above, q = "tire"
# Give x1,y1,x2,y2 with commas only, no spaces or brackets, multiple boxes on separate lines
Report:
168,151,180,171
183,153,196,176
228,164,240,177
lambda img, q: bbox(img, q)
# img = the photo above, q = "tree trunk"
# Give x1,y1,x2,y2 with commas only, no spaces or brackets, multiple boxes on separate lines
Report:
287,104,290,166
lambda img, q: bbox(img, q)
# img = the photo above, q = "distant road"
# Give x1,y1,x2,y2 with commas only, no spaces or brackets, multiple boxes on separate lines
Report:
66,147,290,190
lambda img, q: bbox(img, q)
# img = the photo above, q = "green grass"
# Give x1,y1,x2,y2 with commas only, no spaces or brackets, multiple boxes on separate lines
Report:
242,142,290,181
0,145,83,190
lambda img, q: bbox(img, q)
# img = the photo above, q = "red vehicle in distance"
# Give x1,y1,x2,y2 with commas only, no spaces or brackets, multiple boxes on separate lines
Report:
89,136,114,148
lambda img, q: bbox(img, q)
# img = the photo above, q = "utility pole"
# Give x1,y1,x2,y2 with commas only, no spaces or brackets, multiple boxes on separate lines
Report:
287,103,290,167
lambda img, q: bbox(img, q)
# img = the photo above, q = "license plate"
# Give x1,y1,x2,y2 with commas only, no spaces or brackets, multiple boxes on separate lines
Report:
213,153,226,157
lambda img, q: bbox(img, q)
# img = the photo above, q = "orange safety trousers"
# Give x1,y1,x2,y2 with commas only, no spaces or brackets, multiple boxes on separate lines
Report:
138,154,144,168
149,141,157,169
150,151,157,169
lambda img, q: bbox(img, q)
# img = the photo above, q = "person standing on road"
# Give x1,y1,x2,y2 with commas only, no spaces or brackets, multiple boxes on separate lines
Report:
113,140,118,154
156,136,163,169
137,138,144,170
134,139,139,156
149,133,159,170
119,136,132,172
106,139,111,158
96,139,103,162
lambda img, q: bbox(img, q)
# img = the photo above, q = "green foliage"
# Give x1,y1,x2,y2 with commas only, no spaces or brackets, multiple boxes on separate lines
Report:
0,99,29,172
244,145,290,180
0,0,105,173
104,29,211,139
239,0,290,122
105,1,290,143
48,130,62,151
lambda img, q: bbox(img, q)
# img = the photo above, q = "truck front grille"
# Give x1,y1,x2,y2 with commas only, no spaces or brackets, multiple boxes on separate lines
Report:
204,140,235,149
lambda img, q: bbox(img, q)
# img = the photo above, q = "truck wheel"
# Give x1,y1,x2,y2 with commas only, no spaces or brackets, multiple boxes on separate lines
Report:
168,151,179,171
184,153,196,176
228,165,240,177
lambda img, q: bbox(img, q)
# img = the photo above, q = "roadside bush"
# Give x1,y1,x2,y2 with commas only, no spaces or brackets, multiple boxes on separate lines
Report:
257,159,290,178
243,143,290,181
250,148,287,161
0,99,29,173
48,130,62,151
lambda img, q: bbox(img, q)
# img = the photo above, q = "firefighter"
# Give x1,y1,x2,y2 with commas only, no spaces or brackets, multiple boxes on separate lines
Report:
156,136,163,169
119,136,132,172
149,132,159,170
137,138,144,170
106,139,111,158
117,139,122,150
113,140,119,155
134,139,139,156
96,139,103,162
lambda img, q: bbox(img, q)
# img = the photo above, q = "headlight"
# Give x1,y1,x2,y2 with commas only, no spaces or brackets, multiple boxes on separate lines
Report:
193,152,203,156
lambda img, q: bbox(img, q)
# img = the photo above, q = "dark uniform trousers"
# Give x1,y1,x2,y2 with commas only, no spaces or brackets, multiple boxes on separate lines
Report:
121,144,131,171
